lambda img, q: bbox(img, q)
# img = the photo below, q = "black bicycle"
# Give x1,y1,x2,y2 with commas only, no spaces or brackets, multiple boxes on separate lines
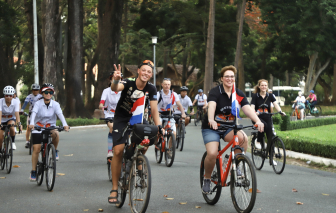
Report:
194,106,204,126
34,126,66,191
100,117,114,181
251,111,286,174
174,114,185,151
305,102,322,117
0,124,16,174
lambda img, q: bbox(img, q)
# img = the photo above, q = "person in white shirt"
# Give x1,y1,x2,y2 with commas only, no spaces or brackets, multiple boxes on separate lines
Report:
99,72,121,158
13,89,21,134
0,86,22,150
193,89,207,114
21,84,43,148
292,91,306,120
28,83,69,181
174,86,194,126
268,89,277,113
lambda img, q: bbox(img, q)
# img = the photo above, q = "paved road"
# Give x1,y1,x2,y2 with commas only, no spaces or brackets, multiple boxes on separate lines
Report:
1,121,335,213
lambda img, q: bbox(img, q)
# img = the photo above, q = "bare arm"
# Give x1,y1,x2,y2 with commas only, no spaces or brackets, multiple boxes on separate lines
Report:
15,111,20,123
99,103,105,110
0,111,2,124
111,64,125,92
242,105,264,132
192,99,197,106
176,101,186,118
207,101,217,130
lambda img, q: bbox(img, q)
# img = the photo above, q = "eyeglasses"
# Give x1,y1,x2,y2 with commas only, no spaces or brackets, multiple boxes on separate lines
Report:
43,91,54,95
223,75,235,79
5,95,13,98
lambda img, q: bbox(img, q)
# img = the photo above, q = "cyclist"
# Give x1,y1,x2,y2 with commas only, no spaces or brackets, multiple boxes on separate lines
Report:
193,89,207,114
201,65,264,194
174,86,194,127
292,91,305,120
28,83,69,181
0,86,22,150
250,79,285,155
21,84,43,148
99,71,121,159
108,60,162,204
306,90,317,108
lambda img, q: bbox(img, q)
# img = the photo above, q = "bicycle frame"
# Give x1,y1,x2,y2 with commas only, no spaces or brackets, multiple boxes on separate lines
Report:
160,119,173,152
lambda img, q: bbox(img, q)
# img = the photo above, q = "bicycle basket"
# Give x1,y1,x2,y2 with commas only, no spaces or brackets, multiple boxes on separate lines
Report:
131,124,158,146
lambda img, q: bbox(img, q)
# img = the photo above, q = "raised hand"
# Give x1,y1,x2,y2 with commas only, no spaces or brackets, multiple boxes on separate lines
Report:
113,64,122,81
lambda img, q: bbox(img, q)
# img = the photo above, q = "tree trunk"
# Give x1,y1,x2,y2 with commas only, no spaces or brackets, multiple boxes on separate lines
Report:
163,48,168,79
64,0,91,118
317,76,331,104
235,0,246,92
182,42,188,86
121,0,128,77
56,18,65,107
269,74,274,90
332,64,336,104
204,0,215,95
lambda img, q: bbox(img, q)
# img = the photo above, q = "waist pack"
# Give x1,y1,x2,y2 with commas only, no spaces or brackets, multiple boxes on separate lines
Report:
131,124,158,146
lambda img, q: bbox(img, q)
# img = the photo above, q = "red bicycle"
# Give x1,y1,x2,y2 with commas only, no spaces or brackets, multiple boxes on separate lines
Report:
200,123,257,213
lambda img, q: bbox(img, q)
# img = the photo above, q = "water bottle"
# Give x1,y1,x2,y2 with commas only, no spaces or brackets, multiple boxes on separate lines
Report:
222,154,229,171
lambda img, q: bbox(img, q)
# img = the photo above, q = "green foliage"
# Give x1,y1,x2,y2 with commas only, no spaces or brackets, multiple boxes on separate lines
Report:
280,90,297,105
280,115,336,131
19,85,30,104
56,117,105,127
0,1,21,46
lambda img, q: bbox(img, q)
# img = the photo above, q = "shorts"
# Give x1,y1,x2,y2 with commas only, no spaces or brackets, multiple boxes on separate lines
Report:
1,119,16,131
197,106,204,111
31,133,48,145
160,117,176,132
201,128,233,145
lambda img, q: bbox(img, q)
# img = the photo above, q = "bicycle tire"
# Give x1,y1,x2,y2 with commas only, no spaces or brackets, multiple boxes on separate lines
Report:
154,137,163,164
251,135,265,170
180,123,185,151
129,154,151,213
194,112,198,126
45,144,56,191
312,105,322,117
164,131,176,167
230,155,257,213
0,143,4,170
116,158,127,208
176,124,180,149
107,160,112,181
36,151,44,186
270,137,286,175
5,136,13,174
200,151,222,205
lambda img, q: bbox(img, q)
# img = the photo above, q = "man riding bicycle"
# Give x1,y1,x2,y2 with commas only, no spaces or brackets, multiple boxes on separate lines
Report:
174,86,194,127
193,89,207,114
108,60,162,204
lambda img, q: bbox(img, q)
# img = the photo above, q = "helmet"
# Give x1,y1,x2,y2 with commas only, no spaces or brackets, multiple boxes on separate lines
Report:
180,86,189,91
41,83,55,92
198,89,203,93
310,90,314,93
31,84,40,90
298,91,302,96
3,86,15,95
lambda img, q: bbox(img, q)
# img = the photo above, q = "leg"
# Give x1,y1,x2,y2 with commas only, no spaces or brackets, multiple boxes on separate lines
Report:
50,130,59,149
204,142,219,179
185,116,190,126
224,130,248,154
109,143,125,202
107,122,113,157
8,120,16,149
32,144,41,170
0,129,4,149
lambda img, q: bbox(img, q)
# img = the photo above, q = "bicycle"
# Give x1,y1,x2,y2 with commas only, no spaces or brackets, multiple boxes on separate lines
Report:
154,114,176,167
100,117,114,181
34,126,66,191
0,124,16,174
115,122,157,213
200,123,257,213
290,104,306,121
174,114,185,151
251,111,286,175
305,102,322,117
194,106,204,126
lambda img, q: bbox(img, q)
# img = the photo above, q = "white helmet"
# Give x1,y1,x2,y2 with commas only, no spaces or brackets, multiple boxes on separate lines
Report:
31,84,40,90
3,86,15,95
298,91,302,96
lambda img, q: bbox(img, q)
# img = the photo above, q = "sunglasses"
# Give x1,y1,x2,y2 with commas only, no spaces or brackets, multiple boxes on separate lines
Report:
5,95,13,98
43,91,54,95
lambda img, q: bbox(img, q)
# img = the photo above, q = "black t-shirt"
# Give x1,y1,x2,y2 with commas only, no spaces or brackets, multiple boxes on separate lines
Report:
250,93,276,113
202,84,249,129
114,78,157,118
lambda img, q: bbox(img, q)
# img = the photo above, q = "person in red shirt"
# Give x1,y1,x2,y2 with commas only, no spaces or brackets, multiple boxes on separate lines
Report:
306,90,317,108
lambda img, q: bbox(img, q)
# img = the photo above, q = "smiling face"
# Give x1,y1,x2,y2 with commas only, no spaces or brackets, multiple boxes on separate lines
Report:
42,89,54,101
162,80,171,93
32,90,40,96
221,70,235,88
258,81,268,93
137,65,153,83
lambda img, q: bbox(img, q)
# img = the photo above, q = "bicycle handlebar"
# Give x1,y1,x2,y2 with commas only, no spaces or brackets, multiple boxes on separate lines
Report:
257,111,285,116
100,117,114,122
34,126,69,132
216,123,257,131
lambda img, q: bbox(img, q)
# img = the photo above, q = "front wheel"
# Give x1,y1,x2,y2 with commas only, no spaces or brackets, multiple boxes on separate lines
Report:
116,158,127,208
230,155,257,213
200,151,222,205
154,137,163,164
179,124,185,151
251,135,265,170
129,155,151,213
5,136,13,174
270,137,286,175
164,132,176,167
36,151,44,186
311,105,322,117
107,159,112,181
45,144,56,191
194,112,198,126
176,124,180,149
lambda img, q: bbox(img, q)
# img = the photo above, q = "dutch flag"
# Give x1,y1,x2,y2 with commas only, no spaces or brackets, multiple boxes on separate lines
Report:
231,83,243,119
129,95,146,125
165,92,175,111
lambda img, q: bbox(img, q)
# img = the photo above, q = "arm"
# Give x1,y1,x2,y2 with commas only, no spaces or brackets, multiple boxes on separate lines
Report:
176,101,186,118
111,64,125,92
150,100,161,126
0,111,2,124
207,101,217,130
29,112,36,129
57,113,69,131
242,105,264,132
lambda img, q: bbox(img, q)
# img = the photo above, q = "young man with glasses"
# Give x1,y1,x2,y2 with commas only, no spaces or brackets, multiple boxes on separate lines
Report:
21,84,43,148
0,86,22,150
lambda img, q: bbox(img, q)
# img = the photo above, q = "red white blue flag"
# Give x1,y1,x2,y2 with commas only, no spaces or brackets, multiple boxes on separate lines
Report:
165,92,175,111
231,83,243,119
130,95,146,125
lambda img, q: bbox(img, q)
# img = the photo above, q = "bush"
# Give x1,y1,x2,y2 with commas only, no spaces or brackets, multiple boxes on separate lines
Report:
280,115,336,131
281,90,297,105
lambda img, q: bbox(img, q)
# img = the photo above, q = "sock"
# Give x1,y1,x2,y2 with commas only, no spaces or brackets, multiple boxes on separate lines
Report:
108,132,113,152
11,136,15,142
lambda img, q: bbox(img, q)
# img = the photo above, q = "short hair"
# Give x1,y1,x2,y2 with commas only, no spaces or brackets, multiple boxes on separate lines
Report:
220,65,237,77
162,78,171,83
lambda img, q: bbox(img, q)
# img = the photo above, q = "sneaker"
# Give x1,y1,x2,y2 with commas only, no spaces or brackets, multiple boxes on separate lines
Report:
202,178,211,194
107,151,113,158
12,143,16,150
255,141,261,149
25,141,30,148
30,170,37,182
56,150,59,161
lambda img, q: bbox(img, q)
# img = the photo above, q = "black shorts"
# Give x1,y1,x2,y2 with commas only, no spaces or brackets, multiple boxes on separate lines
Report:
1,119,16,130
31,133,48,145
197,106,204,111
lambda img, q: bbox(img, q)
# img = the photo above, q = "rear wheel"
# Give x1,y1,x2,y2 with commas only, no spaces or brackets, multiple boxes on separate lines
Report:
45,144,56,191
230,155,257,213
0,144,4,170
129,155,151,213
311,105,322,117
36,151,44,186
116,158,127,208
5,136,13,174
154,137,163,164
107,159,112,181
270,137,286,175
200,151,222,205
164,132,176,167
179,124,185,151
251,134,265,170
176,124,180,149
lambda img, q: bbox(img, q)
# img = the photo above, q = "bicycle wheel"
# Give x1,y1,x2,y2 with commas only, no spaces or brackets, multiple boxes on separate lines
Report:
179,123,185,151
230,155,257,213
107,159,112,181
270,137,286,175
116,158,127,208
176,124,180,149
312,105,322,117
45,144,56,191
154,137,163,164
0,145,4,170
200,151,222,205
5,136,13,174
194,112,198,126
290,110,297,121
129,155,151,213
251,135,265,170
36,151,44,186
164,131,176,167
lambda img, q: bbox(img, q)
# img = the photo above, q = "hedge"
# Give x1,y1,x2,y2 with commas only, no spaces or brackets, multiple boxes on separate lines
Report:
280,115,336,131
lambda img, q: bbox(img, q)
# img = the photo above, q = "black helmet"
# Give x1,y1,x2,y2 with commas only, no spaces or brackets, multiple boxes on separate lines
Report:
180,86,189,91
41,83,54,92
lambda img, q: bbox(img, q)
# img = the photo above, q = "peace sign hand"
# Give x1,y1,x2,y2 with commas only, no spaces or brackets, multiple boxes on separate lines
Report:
113,64,122,81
